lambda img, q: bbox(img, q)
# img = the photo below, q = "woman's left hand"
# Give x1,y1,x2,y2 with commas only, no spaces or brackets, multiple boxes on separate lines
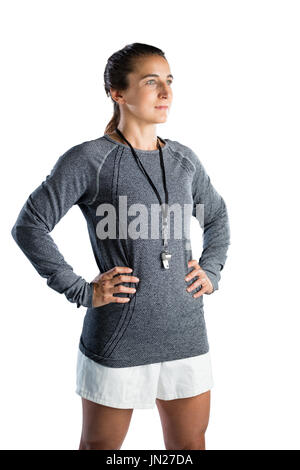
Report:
185,260,214,297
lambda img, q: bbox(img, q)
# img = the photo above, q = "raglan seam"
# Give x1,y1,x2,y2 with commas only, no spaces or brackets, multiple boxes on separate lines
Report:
89,141,117,205
166,145,196,176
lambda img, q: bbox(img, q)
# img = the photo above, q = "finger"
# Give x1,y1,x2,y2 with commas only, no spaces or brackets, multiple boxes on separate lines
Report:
193,284,210,298
185,268,201,282
198,267,214,294
110,295,131,303
111,274,140,286
113,284,137,294
103,266,133,280
186,276,208,292
100,278,136,297
187,259,198,268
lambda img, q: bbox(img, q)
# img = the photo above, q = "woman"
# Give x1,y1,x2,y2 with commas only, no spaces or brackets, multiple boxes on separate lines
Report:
11,43,231,450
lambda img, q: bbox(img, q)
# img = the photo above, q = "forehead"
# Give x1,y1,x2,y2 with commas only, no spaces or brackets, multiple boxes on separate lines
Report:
130,55,171,81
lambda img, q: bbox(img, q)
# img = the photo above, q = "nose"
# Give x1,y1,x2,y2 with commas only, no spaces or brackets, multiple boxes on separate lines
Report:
158,86,170,99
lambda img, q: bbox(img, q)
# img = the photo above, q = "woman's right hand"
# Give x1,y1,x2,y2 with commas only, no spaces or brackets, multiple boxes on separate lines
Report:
91,266,140,308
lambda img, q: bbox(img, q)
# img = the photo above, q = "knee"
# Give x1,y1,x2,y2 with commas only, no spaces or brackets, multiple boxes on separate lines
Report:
79,438,122,450
165,430,207,451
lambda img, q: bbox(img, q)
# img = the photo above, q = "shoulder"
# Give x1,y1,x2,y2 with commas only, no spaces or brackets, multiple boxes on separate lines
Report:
165,138,203,175
61,137,100,161
54,136,113,172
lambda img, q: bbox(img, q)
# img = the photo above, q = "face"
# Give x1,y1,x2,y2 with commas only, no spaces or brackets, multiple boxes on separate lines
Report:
111,55,173,124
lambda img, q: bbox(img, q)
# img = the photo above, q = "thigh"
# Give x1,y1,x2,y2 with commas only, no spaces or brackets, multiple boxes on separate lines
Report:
79,397,134,450
156,390,211,450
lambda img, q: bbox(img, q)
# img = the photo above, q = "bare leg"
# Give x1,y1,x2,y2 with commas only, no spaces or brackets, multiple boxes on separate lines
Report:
156,390,211,450
79,397,134,450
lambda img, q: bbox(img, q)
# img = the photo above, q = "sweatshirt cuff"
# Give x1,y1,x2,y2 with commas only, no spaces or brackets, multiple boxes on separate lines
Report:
200,266,219,295
76,281,94,309
46,270,94,308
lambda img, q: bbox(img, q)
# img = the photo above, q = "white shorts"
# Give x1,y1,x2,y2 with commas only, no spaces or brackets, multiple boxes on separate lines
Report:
75,348,214,409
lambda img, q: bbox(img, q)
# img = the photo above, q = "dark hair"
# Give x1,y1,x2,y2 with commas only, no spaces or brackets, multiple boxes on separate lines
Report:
104,43,166,134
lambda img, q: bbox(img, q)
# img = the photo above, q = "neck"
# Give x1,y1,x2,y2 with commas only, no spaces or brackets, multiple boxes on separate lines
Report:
109,125,164,151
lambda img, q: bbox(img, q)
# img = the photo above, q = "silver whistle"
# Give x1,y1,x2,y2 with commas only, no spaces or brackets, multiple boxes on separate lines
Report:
161,250,172,269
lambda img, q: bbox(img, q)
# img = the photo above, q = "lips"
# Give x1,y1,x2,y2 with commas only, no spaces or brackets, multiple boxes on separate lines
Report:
155,106,168,109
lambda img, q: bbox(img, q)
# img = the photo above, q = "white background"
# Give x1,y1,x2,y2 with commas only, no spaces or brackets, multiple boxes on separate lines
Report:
1,0,300,450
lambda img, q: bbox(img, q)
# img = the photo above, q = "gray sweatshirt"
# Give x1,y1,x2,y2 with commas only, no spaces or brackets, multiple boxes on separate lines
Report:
11,134,231,368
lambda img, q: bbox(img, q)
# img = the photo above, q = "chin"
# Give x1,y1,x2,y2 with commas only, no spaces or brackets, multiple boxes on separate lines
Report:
153,117,168,124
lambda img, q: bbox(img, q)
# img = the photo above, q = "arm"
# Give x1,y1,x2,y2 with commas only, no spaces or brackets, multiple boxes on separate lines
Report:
191,152,231,294
11,142,96,308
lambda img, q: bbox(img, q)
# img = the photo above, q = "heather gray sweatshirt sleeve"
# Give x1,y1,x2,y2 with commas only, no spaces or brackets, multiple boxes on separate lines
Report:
11,143,95,309
189,147,231,294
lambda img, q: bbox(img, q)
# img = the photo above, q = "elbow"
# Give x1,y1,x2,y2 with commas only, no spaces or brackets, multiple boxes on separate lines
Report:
217,198,231,239
11,202,45,249
11,221,18,242
11,221,22,247
207,197,230,229
222,200,231,243
11,216,29,249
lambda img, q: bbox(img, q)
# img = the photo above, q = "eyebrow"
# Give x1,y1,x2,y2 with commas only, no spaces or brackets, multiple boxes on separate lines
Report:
139,74,174,81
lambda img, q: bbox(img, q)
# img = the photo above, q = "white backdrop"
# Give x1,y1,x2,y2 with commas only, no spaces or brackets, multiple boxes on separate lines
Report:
1,0,299,450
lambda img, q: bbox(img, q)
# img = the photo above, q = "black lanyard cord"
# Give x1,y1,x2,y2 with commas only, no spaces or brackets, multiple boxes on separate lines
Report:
115,128,169,219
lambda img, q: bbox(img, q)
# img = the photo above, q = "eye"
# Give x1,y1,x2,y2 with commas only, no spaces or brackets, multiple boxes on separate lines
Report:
146,79,173,86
